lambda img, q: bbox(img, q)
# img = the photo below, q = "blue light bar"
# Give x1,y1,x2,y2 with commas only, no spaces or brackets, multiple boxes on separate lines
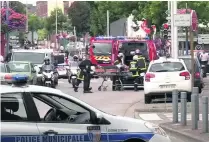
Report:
11,74,28,84
95,36,116,40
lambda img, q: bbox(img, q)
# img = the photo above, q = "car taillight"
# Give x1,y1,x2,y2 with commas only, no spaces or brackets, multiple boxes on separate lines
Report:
145,73,155,82
195,72,200,78
179,71,190,80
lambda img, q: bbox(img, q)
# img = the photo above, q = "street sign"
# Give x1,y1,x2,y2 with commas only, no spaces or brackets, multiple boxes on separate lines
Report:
195,45,202,50
198,34,209,44
174,14,191,27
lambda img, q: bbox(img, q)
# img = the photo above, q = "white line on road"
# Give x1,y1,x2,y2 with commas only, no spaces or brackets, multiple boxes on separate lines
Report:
139,113,163,121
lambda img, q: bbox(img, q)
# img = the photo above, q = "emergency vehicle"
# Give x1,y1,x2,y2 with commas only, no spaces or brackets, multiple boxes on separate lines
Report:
117,36,157,65
53,51,69,78
89,36,118,66
1,74,171,142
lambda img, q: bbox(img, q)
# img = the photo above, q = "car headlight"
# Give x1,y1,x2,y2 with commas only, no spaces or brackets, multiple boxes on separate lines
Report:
144,122,167,137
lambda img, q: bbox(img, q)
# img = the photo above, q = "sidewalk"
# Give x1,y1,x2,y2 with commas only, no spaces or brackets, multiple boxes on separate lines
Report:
160,77,209,142
133,77,209,142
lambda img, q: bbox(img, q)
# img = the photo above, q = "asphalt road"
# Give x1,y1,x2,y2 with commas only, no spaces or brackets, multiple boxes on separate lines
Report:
57,78,190,142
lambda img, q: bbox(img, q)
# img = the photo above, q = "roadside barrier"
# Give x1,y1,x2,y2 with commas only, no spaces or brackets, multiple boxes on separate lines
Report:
172,87,208,133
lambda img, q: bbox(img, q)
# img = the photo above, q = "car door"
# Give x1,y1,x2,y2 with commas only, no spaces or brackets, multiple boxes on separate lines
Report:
1,92,40,141
30,92,109,142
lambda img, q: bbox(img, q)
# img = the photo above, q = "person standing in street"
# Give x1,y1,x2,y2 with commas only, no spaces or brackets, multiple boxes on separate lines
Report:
200,51,209,65
74,54,95,93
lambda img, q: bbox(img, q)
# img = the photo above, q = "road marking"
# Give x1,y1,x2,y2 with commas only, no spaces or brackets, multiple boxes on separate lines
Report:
164,113,209,121
139,113,163,121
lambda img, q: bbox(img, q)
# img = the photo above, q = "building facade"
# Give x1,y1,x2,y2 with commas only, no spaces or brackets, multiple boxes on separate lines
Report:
36,1,48,18
36,1,74,17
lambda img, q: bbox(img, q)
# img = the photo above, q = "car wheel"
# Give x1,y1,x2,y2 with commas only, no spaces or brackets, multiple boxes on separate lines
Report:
144,95,152,104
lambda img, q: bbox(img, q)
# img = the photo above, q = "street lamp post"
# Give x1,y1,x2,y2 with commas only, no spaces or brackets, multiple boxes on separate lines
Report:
55,0,58,50
6,1,9,55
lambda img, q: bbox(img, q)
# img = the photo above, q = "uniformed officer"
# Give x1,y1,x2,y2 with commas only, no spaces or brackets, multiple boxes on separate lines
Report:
130,55,146,91
74,54,95,93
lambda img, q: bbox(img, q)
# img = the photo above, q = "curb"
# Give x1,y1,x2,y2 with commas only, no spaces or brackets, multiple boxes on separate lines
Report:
160,123,208,142
134,108,173,113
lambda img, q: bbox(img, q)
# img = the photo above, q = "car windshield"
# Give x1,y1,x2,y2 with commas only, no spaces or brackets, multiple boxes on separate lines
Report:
121,42,147,51
8,62,30,72
93,43,112,55
12,52,45,64
149,62,185,72
0,64,6,73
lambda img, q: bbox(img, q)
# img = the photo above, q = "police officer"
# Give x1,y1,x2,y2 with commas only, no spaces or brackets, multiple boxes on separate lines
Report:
74,54,95,93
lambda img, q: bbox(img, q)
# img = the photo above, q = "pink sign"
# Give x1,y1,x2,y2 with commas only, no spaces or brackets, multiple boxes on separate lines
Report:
177,9,198,32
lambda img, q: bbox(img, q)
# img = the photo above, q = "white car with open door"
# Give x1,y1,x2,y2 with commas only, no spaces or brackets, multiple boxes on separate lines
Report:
144,58,192,104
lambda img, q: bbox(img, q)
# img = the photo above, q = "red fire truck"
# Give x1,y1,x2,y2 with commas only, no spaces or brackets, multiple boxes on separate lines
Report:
89,36,118,66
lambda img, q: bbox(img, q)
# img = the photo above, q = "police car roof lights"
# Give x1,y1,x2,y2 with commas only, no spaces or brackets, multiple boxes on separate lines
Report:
5,74,29,86
116,36,150,40
95,36,116,40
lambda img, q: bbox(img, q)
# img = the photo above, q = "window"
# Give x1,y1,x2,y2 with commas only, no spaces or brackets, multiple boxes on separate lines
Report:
122,42,147,51
93,43,112,55
149,62,185,72
8,62,30,72
32,93,91,123
33,97,52,119
12,52,45,64
1,93,28,121
0,64,6,73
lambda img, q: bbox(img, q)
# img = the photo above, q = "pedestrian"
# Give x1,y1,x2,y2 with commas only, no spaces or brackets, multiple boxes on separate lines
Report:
4,46,12,62
74,54,96,93
200,51,208,65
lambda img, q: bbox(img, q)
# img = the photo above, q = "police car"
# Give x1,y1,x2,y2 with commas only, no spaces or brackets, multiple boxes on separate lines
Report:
1,74,171,142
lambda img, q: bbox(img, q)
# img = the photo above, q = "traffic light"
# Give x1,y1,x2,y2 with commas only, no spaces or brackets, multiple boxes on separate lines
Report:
162,23,171,40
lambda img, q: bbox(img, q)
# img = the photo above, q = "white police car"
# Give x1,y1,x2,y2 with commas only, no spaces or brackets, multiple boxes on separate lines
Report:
1,75,171,142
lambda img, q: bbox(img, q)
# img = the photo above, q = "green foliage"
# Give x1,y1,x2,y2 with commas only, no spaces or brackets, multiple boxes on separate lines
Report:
10,1,26,14
68,1,91,36
28,14,43,32
45,8,68,34
89,1,140,35
37,28,48,40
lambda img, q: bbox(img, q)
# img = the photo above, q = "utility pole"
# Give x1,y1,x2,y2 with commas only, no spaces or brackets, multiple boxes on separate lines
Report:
55,0,58,49
107,10,110,36
171,1,178,59
185,3,189,55
73,26,77,49
25,0,28,41
6,1,9,55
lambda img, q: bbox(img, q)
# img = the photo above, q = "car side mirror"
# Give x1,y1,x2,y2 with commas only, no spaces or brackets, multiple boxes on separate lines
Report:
96,113,104,124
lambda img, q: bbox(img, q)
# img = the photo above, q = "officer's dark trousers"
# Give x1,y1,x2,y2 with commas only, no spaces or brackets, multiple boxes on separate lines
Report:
83,72,90,91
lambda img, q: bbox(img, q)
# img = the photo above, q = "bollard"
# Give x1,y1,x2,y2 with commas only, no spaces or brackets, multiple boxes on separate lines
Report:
202,96,208,133
191,94,198,130
172,89,178,123
181,92,187,126
192,87,199,120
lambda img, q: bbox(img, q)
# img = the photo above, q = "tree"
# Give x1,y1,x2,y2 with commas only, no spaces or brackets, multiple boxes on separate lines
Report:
1,8,26,33
10,1,26,14
28,14,43,43
45,8,67,35
68,1,91,36
37,28,48,40
89,1,138,35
